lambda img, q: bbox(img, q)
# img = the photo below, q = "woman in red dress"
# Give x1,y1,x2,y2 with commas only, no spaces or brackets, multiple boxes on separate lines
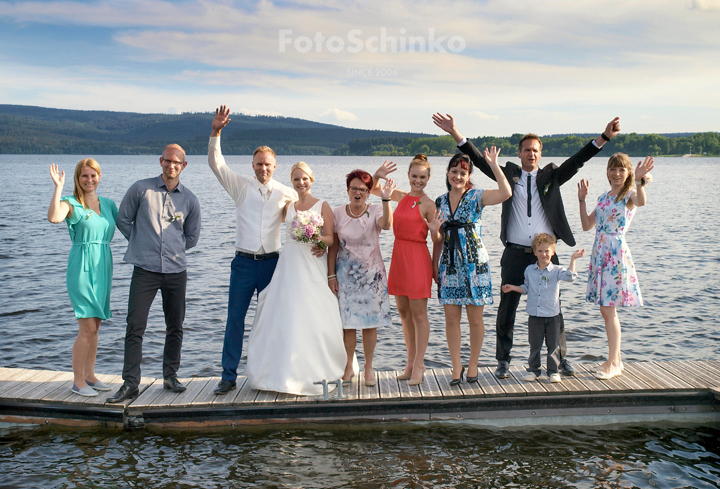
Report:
372,155,443,385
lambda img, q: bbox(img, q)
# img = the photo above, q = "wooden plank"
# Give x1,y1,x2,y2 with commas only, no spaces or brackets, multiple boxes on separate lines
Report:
536,373,570,395
584,362,640,393
341,375,359,401
186,377,222,406
1,370,65,400
434,368,465,399
253,389,278,404
493,366,527,396
0,369,46,397
692,361,720,386
0,368,28,385
665,361,720,388
508,366,548,396
558,370,592,395
419,369,443,399
381,370,407,399
632,362,694,392
170,378,212,407
275,392,298,404
23,371,74,400
226,378,257,405
621,362,667,391
655,361,711,389
572,364,612,393
0,367,14,380
474,367,504,397
129,381,166,408
358,370,380,400
686,361,720,387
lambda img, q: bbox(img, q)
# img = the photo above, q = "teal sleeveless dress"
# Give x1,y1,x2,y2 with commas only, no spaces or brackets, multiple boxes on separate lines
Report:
61,195,118,319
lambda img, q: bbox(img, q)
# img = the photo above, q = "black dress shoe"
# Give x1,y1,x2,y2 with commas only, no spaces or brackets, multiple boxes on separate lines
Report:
106,384,139,403
214,379,237,395
560,359,576,376
163,376,187,392
494,361,510,379
450,366,465,386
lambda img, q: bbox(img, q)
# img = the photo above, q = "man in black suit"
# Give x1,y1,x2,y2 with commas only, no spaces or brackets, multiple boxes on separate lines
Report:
433,113,621,379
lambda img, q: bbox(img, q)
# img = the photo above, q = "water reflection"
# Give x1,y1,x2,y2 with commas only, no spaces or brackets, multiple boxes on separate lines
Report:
1,424,719,488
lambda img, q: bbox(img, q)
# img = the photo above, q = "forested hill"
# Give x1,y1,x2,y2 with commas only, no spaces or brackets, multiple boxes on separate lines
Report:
0,105,430,155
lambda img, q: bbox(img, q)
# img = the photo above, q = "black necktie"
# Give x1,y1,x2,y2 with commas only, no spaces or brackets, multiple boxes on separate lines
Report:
527,174,532,217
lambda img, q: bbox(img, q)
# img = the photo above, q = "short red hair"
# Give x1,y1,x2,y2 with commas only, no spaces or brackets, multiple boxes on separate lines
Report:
346,169,373,190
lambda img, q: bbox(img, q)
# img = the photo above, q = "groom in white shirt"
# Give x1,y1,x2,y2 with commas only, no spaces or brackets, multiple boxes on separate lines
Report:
208,105,298,395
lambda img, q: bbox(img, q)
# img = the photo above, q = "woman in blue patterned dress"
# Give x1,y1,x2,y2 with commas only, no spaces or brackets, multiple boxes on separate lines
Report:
48,159,117,397
578,153,654,380
431,147,511,384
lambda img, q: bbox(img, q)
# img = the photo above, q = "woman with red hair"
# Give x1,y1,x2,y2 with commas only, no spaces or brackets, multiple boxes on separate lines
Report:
328,169,395,386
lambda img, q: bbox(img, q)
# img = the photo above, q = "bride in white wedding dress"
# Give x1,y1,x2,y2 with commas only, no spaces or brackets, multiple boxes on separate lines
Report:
245,162,348,396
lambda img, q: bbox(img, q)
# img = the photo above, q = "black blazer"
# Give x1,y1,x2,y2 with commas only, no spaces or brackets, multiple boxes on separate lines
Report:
459,139,601,247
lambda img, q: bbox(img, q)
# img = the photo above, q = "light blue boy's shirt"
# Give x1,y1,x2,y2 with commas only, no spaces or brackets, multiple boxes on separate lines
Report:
520,262,577,317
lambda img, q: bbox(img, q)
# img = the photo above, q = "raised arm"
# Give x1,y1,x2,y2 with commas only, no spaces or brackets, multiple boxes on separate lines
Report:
211,105,231,138
376,179,396,230
371,161,405,202
47,164,72,223
480,147,512,206
577,179,596,231
434,112,494,180
555,117,622,186
567,249,585,274
629,156,654,209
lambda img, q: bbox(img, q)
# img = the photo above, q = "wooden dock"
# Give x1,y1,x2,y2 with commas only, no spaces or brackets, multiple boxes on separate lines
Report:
1,361,719,429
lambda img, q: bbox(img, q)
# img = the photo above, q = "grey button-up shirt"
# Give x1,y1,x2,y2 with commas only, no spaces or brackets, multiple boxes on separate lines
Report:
520,262,577,317
117,175,201,274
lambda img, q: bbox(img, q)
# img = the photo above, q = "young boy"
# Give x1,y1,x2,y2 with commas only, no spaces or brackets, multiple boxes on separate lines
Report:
502,233,584,383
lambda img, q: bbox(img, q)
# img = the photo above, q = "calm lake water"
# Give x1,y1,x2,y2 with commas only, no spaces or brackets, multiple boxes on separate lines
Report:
1,153,719,487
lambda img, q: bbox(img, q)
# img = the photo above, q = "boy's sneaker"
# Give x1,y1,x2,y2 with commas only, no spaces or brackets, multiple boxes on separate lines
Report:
549,373,562,383
523,372,537,382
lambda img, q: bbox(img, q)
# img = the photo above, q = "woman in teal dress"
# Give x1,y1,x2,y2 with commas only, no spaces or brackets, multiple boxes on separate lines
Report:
48,159,117,397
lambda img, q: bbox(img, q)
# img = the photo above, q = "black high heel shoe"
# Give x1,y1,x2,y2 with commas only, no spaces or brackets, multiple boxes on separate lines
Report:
450,366,465,386
466,367,479,383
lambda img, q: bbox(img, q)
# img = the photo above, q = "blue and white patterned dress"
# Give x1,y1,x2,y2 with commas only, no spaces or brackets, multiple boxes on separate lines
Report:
435,189,493,306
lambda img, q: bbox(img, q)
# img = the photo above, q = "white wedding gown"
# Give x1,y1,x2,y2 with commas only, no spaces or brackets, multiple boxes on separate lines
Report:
246,200,349,396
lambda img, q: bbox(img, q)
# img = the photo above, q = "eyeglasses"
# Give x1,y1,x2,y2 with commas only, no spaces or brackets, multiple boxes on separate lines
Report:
162,158,185,166
348,187,369,194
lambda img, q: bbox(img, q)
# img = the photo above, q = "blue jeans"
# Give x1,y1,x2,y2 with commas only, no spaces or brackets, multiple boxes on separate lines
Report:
221,254,278,381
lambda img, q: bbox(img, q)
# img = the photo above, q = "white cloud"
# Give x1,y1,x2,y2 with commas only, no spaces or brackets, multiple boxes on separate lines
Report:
470,111,499,121
319,108,357,122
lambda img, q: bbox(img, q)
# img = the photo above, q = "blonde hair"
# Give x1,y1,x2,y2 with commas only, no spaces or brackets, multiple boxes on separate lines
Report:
408,153,431,174
607,153,635,203
73,158,102,209
290,161,314,182
253,145,277,159
532,232,557,251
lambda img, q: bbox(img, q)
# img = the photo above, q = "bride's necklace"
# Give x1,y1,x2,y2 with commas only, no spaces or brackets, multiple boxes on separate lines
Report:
348,203,368,218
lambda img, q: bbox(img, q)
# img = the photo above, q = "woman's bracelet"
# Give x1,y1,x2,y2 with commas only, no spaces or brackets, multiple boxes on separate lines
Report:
382,199,391,202
327,274,336,279
635,178,647,187
578,199,585,203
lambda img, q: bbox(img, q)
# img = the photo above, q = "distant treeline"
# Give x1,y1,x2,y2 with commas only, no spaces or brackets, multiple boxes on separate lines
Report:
334,132,720,157
1,104,717,157
0,105,428,155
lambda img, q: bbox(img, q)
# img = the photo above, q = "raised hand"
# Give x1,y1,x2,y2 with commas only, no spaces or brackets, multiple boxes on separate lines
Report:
571,249,586,260
578,179,590,201
379,178,396,200
635,156,654,181
603,117,621,139
49,163,65,188
483,146,501,166
425,209,446,235
432,113,456,134
374,160,397,180
211,105,231,136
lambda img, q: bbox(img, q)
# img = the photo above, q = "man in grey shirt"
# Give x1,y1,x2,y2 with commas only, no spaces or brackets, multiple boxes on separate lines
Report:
108,144,201,403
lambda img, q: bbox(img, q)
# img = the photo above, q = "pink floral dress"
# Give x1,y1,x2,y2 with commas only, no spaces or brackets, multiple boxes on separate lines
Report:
586,190,643,307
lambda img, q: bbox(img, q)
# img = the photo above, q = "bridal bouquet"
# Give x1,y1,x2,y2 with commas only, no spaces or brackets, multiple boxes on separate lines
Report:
291,210,326,249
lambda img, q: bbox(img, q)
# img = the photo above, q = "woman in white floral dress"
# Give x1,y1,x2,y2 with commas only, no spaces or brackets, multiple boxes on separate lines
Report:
328,170,395,387
578,153,654,380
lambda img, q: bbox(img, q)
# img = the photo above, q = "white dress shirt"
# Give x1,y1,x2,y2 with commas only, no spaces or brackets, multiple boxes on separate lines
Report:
506,169,553,247
208,137,297,254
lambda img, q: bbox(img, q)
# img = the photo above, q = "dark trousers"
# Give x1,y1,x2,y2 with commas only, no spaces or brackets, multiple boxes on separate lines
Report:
122,266,187,389
221,254,278,382
527,315,562,376
496,246,566,363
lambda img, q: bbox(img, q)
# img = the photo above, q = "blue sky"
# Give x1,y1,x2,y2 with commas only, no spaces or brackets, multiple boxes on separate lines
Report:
1,0,719,137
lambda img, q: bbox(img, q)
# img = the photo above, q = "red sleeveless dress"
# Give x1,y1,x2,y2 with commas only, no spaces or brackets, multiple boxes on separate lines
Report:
387,194,432,299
